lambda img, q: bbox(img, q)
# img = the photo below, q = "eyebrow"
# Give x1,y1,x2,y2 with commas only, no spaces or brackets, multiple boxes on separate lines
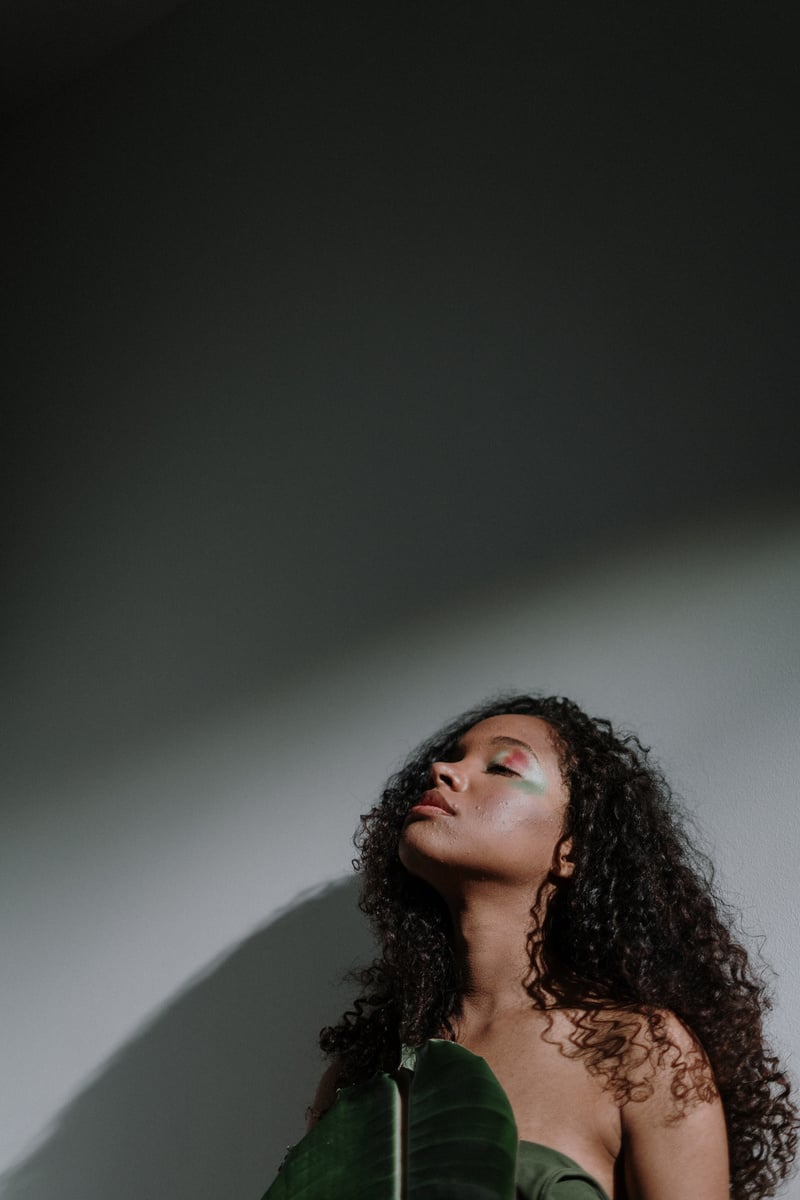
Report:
448,734,542,763
488,734,537,755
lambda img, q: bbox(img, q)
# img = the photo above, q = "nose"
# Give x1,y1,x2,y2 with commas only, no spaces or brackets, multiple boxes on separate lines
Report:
431,759,468,791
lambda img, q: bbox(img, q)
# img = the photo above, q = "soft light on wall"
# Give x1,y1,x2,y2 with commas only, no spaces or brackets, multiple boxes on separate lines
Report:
3,515,798,1198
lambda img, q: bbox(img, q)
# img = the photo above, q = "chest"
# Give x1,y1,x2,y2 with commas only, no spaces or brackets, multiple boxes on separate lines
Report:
457,1017,622,1194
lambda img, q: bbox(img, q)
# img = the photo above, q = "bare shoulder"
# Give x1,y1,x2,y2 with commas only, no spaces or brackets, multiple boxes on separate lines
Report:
619,1008,719,1112
619,1009,729,1200
529,1004,728,1197
307,1058,346,1131
541,1004,716,1099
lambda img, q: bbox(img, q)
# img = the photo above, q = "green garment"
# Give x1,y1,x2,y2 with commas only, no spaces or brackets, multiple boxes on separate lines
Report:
515,1140,610,1199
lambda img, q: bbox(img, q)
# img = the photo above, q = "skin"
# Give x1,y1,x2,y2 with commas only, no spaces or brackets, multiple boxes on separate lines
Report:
312,714,730,1200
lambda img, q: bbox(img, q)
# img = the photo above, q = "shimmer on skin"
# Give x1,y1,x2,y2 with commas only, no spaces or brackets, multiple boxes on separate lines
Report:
490,744,548,795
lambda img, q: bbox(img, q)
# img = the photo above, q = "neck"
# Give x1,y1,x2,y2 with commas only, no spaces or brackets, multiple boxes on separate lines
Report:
446,883,550,1025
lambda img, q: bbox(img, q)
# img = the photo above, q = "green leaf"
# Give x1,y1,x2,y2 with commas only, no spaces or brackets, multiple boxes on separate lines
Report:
262,1040,518,1199
264,1070,401,1200
407,1040,518,1199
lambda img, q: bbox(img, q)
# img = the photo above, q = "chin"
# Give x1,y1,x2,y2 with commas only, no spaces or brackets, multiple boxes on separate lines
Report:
398,829,455,890
397,827,420,874
398,825,434,871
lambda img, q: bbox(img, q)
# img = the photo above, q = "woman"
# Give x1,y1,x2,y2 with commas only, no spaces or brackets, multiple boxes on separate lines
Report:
313,693,797,1198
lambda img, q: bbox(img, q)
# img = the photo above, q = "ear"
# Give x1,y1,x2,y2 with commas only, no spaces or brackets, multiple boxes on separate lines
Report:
552,836,575,879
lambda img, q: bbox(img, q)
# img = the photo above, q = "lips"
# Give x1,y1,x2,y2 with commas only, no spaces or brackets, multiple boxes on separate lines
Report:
410,789,455,815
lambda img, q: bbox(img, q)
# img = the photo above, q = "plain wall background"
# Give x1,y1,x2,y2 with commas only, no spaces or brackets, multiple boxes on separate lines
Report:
2,3,798,1197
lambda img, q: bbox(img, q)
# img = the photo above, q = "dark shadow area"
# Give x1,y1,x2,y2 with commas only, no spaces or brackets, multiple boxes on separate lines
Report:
2,0,798,791
0,877,373,1200
0,0,192,114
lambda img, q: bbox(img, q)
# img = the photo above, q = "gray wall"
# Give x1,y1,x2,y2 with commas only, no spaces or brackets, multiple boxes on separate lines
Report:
2,3,798,1197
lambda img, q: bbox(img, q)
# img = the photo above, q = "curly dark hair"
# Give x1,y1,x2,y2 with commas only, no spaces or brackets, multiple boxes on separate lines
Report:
321,693,797,1200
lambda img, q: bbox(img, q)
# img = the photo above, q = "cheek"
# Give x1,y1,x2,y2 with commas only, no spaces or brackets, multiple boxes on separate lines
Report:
489,804,565,862
488,797,560,832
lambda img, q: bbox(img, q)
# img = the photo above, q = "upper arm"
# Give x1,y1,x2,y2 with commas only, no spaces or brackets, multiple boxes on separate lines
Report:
621,1015,729,1200
306,1058,344,1131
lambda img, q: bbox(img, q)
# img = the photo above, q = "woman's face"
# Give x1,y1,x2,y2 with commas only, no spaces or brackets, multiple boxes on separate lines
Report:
398,713,572,895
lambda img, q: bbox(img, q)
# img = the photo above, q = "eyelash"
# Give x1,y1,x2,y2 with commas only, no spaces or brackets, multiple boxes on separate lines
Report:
487,763,519,777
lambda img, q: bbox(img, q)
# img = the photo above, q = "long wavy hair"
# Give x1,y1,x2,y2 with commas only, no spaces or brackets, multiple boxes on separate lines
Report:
321,693,797,1200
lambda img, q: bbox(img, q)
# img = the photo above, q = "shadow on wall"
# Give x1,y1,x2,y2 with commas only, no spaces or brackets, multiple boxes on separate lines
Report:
1,878,372,1200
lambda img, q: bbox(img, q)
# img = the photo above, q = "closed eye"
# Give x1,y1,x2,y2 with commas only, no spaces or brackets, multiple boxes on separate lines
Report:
487,763,519,777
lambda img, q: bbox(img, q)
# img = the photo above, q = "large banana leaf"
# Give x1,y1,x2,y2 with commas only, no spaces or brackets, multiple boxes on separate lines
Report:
263,1039,518,1199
